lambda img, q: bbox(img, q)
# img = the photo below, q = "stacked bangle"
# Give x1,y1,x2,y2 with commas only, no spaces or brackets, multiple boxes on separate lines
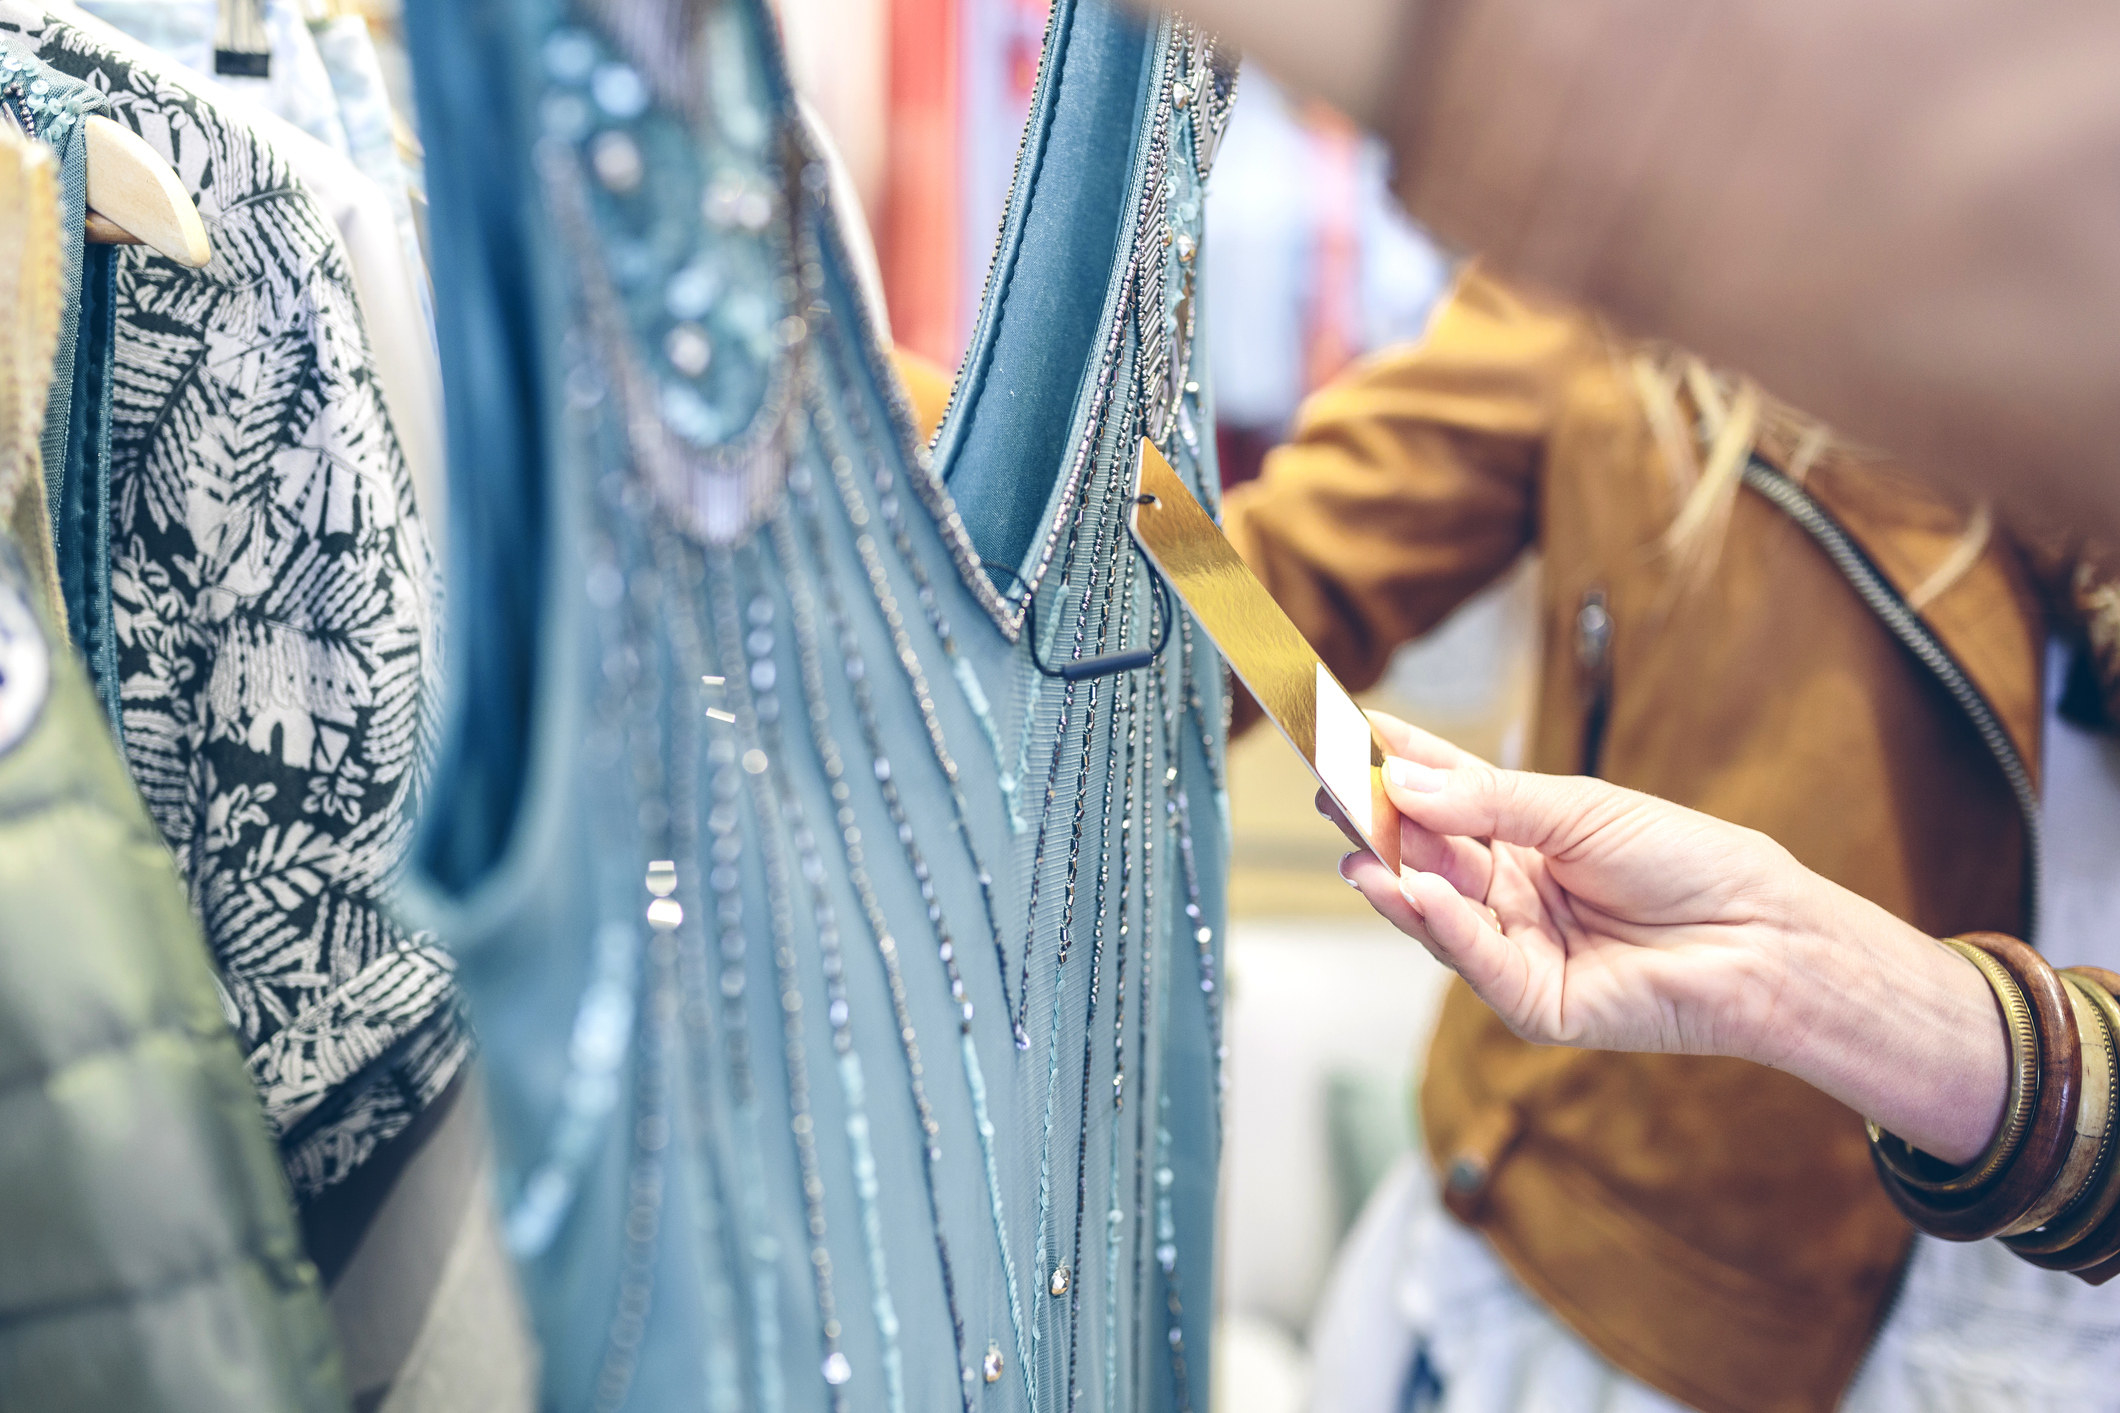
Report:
1868,939,2038,1197
2005,967,2120,1278
2003,975,2114,1236
1868,933,2084,1243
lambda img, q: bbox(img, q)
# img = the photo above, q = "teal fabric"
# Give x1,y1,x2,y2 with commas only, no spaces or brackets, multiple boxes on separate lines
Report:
936,8,1148,578
0,48,120,730
0,535,346,1413
55,241,118,729
404,0,1232,1408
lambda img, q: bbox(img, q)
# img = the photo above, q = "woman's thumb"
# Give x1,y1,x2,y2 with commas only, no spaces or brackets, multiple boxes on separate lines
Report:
1382,757,1625,856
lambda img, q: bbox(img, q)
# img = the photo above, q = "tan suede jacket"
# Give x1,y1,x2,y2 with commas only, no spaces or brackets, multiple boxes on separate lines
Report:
1224,268,2059,1413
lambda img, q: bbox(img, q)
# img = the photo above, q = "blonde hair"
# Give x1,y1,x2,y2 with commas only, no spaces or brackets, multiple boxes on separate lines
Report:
1627,348,1993,607
1627,350,1835,588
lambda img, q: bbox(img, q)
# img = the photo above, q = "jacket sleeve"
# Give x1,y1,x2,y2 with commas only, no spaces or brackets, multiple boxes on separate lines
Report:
890,345,956,443
1383,0,2120,543
1222,267,1575,727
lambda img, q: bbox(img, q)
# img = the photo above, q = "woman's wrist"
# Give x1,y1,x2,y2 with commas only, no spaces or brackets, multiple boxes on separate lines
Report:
1748,869,2010,1165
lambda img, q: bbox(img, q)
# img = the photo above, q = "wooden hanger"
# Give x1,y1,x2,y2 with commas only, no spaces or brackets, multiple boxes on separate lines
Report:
82,115,211,267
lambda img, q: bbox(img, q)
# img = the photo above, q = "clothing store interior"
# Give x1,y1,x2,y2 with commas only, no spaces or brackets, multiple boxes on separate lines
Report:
4,0,2119,1408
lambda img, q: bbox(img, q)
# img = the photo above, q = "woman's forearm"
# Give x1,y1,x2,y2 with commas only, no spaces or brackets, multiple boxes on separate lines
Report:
1746,871,2010,1167
1363,726,2016,1166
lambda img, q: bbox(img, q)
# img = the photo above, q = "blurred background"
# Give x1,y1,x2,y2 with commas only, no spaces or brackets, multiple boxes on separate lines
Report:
768,4,1541,1407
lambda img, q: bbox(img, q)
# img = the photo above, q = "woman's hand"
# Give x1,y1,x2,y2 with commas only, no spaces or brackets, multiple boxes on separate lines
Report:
1336,712,2011,1164
1339,713,1815,1060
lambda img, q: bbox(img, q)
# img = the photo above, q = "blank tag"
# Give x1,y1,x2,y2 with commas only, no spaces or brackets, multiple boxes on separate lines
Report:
1129,437,1398,868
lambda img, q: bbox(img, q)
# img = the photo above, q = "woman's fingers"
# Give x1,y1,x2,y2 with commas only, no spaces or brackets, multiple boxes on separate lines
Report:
1397,867,1520,1001
1339,851,1436,946
1341,850,1531,1013
1328,781,1495,902
1382,755,1637,857
1364,710,1480,769
1315,786,1369,849
1397,813,1493,900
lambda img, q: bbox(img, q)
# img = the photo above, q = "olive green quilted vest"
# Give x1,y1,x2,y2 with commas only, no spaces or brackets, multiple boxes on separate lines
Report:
0,536,346,1413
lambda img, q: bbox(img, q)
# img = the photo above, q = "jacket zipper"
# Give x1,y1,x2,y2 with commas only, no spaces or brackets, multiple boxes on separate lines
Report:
1741,456,2041,943
1744,455,2045,1380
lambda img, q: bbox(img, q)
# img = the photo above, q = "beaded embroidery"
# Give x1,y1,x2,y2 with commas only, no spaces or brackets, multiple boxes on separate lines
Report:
413,0,1232,1406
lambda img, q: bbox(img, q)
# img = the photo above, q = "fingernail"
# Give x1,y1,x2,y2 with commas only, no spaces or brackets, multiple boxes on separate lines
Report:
1338,853,1362,888
1396,865,1427,915
1386,758,1446,792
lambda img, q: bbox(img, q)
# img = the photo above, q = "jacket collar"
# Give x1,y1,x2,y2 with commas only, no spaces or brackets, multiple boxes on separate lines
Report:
1753,425,2045,790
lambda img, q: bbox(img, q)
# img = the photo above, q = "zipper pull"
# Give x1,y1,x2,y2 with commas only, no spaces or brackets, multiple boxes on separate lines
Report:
1576,585,1613,776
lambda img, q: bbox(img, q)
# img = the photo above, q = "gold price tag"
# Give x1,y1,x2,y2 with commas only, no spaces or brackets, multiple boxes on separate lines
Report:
1129,438,1400,869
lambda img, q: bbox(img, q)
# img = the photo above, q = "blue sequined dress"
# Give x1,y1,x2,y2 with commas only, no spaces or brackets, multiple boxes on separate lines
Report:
401,0,1234,1407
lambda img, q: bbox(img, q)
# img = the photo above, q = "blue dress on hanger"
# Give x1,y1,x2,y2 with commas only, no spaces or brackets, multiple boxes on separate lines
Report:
401,0,1234,1406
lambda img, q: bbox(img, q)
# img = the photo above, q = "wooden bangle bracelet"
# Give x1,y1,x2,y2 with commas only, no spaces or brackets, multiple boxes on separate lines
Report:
2009,967,2120,1272
1870,940,2037,1195
2003,975,2114,1236
1871,933,2082,1242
